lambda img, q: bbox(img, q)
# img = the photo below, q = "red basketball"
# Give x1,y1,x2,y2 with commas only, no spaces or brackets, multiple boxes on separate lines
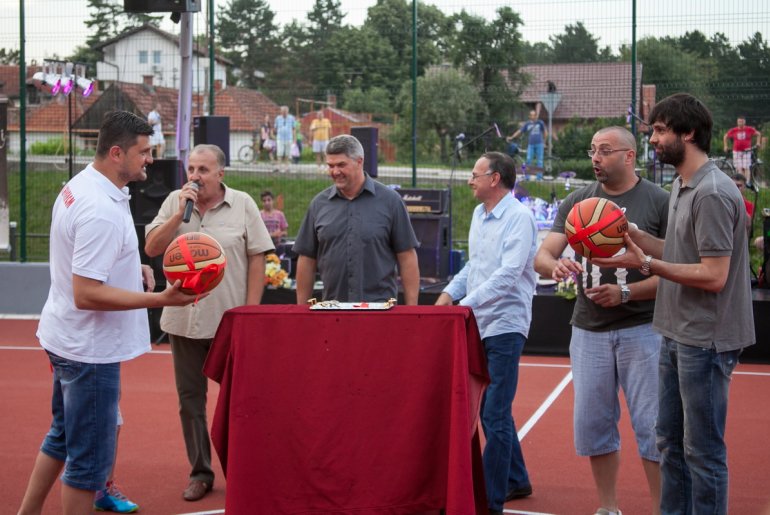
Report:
564,197,628,259
163,232,227,295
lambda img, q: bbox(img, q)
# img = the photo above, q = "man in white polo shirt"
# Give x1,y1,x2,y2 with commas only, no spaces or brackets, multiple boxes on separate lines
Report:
18,111,199,515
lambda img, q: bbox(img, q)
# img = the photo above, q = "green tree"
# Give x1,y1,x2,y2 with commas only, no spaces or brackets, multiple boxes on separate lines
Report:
364,0,450,86
315,26,400,99
342,86,393,114
0,48,20,65
550,22,615,63
521,41,553,64
622,37,714,110
217,0,280,89
395,67,487,163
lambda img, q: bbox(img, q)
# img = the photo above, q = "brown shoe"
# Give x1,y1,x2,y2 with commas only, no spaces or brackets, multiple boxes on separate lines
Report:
183,479,212,501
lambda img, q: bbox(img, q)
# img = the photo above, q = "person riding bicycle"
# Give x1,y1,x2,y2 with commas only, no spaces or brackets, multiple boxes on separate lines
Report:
724,116,761,187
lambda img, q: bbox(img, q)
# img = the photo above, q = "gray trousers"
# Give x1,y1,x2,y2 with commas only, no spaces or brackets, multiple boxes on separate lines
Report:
170,334,215,484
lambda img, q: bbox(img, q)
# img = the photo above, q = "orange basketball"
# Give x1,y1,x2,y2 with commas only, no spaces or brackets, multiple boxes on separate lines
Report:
163,232,227,295
565,197,628,259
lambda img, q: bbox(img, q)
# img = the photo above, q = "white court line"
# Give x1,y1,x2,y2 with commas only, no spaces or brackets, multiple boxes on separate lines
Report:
518,370,573,441
176,510,225,515
0,314,40,319
504,509,557,515
521,362,571,369
0,345,172,355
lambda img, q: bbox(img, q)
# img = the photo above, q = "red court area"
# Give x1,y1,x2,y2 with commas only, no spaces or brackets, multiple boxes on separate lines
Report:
2,317,769,515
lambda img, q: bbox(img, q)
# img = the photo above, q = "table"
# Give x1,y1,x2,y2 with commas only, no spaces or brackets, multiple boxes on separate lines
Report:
203,305,490,514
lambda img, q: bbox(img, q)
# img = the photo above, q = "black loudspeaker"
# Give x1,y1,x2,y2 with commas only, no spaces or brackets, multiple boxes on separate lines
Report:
134,225,166,343
411,215,451,279
193,116,230,166
351,126,378,178
762,211,770,288
124,0,201,12
129,159,183,225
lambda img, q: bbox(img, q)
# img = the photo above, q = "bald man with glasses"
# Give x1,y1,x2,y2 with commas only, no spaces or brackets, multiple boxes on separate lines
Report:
535,126,669,515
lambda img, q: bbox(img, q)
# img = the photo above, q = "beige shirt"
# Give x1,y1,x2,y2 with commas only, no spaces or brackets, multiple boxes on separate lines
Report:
146,185,274,339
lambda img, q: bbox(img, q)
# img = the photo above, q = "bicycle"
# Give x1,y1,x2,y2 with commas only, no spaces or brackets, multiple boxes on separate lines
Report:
749,145,764,188
710,154,736,178
238,134,260,165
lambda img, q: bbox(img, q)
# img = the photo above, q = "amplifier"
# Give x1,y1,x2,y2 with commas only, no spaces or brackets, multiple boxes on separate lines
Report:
397,188,450,214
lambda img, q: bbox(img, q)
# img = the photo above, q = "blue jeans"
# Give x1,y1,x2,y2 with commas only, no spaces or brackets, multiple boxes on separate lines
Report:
526,143,544,168
40,351,120,491
480,332,529,510
657,338,740,515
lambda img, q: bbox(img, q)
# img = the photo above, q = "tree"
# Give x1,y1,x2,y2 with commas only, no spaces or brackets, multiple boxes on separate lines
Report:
342,86,393,115
315,26,400,99
364,0,450,86
447,8,526,127
306,0,346,44
217,0,280,89
394,66,486,162
0,48,20,65
550,22,615,63
521,41,553,64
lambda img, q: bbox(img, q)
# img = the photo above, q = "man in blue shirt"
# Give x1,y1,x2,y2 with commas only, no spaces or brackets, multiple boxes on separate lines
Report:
508,110,547,169
274,105,295,173
436,151,537,515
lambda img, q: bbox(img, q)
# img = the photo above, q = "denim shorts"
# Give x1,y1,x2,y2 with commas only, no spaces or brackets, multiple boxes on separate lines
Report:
40,351,120,491
570,323,661,461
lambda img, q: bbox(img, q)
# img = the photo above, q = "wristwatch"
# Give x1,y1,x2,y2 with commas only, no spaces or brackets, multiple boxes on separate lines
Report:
640,255,653,276
620,284,631,304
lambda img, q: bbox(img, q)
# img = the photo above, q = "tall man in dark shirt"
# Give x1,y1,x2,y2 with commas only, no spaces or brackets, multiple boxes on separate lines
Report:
293,134,420,304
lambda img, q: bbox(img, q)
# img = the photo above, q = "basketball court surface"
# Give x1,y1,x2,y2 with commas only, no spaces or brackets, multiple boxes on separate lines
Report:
2,317,769,514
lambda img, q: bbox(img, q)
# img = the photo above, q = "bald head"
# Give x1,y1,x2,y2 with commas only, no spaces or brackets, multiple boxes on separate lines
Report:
595,126,637,156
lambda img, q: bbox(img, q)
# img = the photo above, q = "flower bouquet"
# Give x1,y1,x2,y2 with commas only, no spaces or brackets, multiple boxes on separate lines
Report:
554,274,578,300
265,253,292,289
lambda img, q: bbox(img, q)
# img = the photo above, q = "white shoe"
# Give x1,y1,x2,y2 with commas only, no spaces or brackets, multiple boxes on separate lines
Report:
595,508,622,515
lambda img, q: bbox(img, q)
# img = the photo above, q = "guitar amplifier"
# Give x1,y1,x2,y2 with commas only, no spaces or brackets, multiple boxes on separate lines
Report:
397,188,450,214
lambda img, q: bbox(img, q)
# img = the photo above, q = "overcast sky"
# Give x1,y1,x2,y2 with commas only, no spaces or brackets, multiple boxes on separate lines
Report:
0,0,767,63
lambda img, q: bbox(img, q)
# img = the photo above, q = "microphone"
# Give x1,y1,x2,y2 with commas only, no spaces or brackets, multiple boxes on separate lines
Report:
182,181,199,223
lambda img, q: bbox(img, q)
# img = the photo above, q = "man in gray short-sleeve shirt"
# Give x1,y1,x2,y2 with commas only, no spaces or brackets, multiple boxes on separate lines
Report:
293,134,419,304
593,94,754,514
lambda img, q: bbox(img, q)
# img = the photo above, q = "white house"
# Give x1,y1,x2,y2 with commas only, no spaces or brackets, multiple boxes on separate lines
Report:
93,24,232,94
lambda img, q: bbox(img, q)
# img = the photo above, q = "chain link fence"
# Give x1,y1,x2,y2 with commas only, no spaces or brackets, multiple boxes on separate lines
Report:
1,0,768,262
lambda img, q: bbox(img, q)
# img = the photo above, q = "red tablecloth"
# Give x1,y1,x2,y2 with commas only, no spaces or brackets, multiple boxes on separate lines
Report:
203,305,489,514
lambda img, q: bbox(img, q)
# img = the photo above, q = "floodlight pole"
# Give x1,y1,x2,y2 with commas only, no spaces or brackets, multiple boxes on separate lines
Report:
176,12,194,169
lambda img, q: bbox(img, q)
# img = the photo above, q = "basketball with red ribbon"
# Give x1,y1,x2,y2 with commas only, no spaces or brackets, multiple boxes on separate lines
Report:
163,232,227,295
564,197,628,259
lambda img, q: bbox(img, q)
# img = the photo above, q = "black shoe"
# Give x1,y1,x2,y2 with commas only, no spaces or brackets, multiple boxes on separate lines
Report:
505,483,533,501
489,510,504,515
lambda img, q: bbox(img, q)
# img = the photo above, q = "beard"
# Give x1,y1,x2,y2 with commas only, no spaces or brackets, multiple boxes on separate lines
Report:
656,137,686,167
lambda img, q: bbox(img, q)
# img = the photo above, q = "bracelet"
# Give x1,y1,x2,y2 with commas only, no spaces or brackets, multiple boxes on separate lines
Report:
640,255,653,276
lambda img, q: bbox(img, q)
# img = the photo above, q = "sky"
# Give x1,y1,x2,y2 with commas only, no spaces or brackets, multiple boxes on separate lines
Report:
0,0,768,64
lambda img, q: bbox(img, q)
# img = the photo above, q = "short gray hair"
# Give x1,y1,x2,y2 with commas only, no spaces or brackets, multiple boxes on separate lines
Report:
326,134,364,161
191,144,226,169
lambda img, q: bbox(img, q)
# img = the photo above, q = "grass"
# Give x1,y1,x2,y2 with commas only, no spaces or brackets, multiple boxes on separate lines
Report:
3,166,768,279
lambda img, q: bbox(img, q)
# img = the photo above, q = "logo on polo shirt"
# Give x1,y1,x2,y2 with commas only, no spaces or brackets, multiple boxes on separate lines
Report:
61,186,75,208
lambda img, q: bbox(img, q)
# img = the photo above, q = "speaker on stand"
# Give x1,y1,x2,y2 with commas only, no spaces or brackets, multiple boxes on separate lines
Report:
129,159,182,343
351,126,378,178
193,116,230,166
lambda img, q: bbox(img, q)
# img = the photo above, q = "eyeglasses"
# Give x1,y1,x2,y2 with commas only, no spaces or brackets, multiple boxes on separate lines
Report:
470,171,495,181
587,148,632,158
